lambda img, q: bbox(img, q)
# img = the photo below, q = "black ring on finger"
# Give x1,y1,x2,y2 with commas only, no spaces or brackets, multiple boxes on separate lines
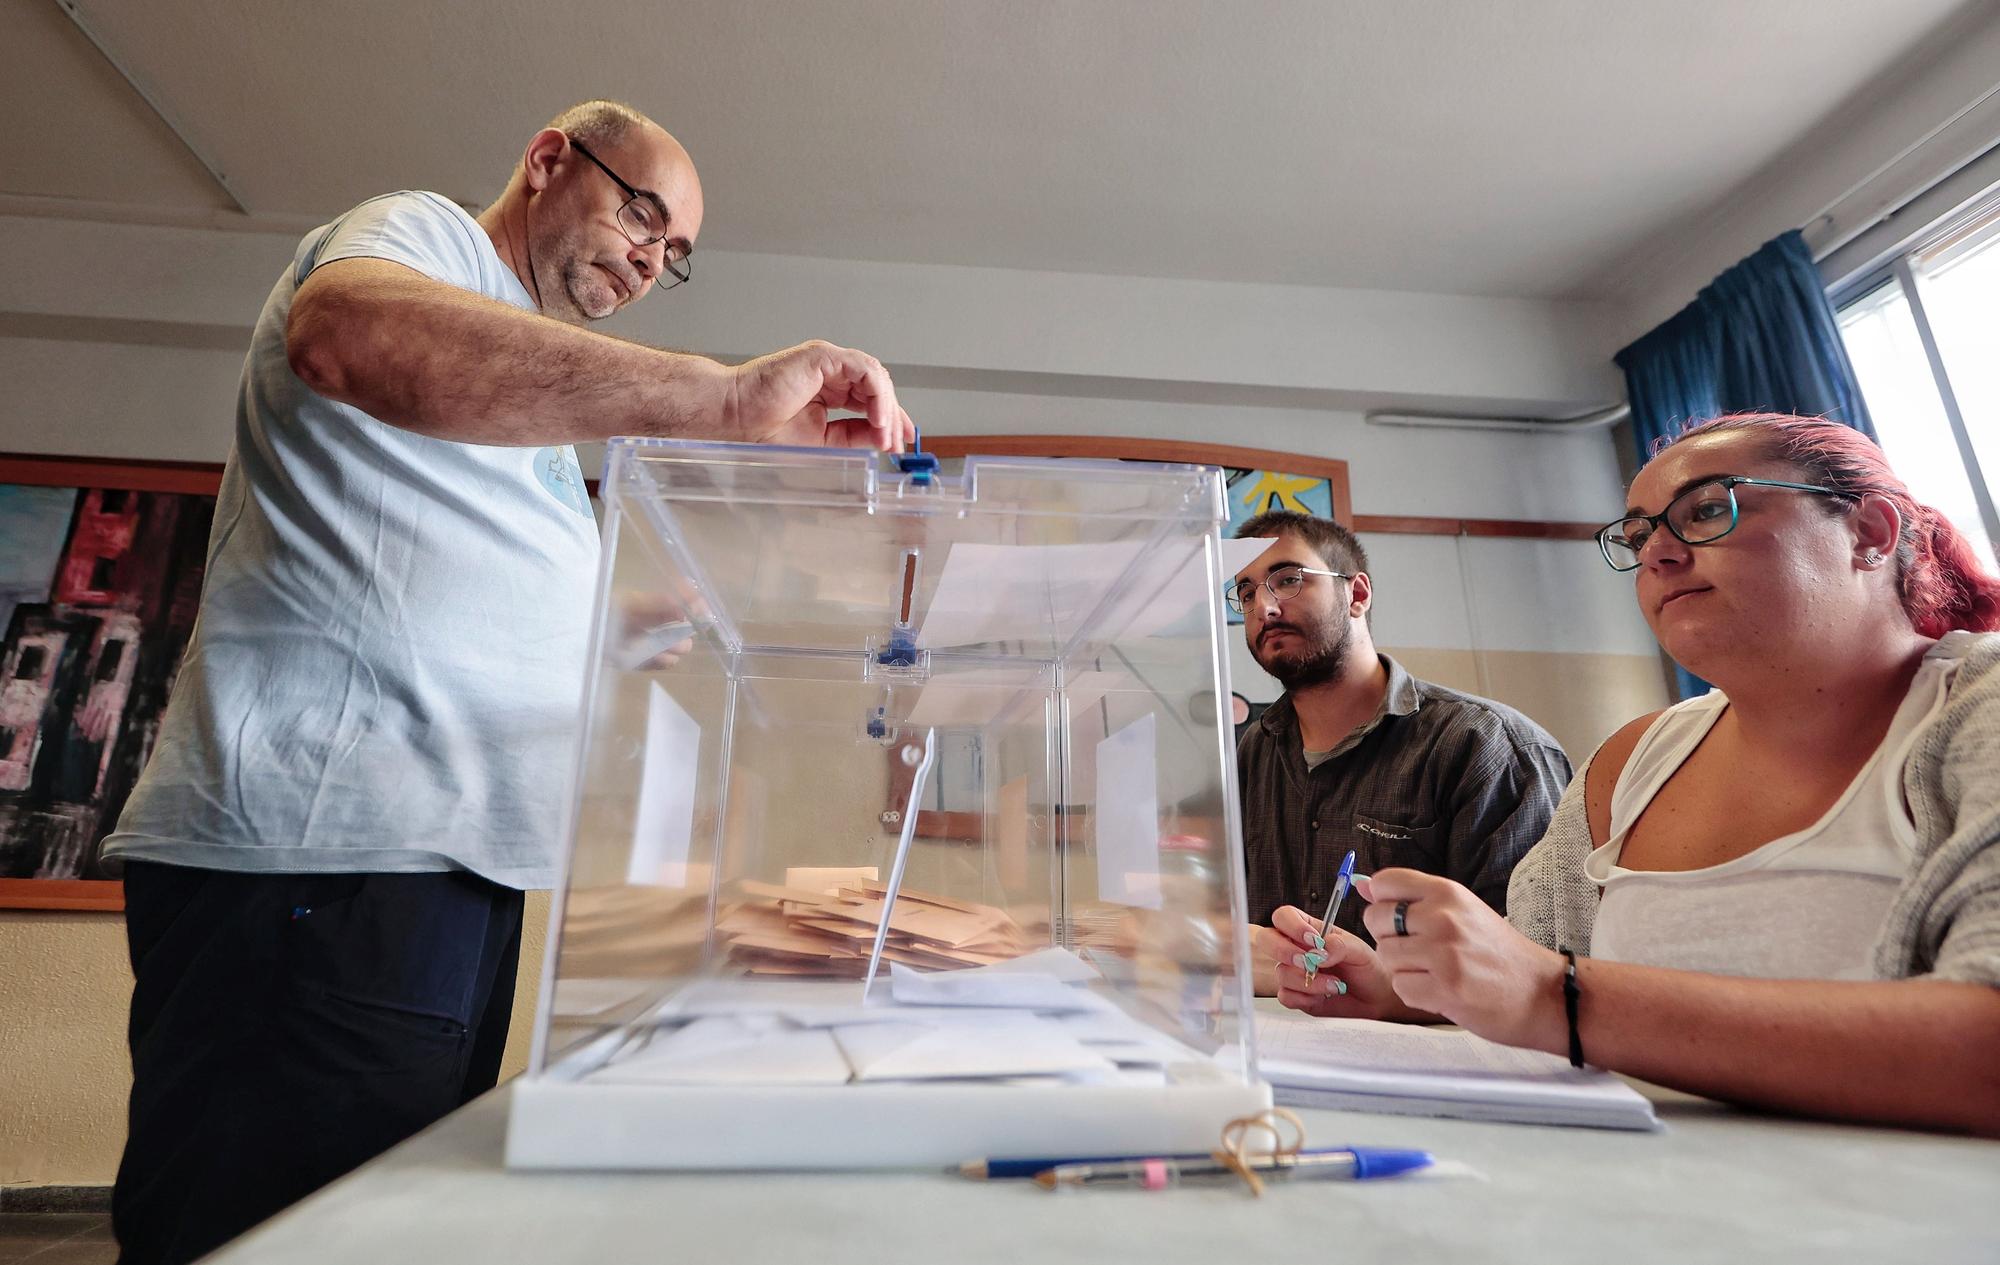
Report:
1393,900,1410,937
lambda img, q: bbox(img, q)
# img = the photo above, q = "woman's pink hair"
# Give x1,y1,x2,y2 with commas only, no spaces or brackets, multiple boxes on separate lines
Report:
1656,413,2000,637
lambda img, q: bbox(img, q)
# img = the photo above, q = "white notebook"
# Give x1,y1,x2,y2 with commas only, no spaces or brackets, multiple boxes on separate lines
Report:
1255,1012,1661,1132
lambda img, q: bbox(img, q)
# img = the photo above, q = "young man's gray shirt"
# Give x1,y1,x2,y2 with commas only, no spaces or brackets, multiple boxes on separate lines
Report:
1238,654,1573,939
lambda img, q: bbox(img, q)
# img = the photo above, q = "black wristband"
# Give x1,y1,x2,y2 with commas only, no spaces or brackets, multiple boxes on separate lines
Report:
1558,946,1584,1069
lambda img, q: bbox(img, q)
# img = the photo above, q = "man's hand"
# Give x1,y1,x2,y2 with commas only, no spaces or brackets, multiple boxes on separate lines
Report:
724,341,916,452
614,585,709,671
1358,870,1568,1052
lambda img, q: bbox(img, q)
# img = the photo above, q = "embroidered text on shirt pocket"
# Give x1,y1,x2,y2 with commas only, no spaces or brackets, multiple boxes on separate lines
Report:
1353,814,1442,861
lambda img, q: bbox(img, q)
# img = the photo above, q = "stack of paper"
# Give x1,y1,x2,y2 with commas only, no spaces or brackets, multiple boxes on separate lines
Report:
833,1015,1122,1082
591,1016,857,1086
584,965,1199,1090
554,883,709,979
1061,904,1137,953
715,880,1035,977
1254,1012,1659,1131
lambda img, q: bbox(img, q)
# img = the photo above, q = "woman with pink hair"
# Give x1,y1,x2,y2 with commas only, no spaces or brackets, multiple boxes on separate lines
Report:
1265,413,2000,1134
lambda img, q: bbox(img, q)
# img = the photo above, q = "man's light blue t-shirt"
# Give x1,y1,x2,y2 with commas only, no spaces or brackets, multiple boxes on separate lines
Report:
105,192,601,889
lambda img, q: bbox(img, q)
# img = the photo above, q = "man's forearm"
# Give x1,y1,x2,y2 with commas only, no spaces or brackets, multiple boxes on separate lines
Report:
287,259,735,446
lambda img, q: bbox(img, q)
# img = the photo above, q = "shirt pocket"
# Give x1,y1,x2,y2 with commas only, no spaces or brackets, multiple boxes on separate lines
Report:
1352,814,1443,865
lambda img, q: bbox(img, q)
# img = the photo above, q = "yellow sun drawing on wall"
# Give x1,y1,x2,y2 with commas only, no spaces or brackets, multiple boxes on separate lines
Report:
1237,470,1322,515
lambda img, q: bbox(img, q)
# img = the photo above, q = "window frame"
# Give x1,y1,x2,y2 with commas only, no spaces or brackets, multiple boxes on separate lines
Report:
1831,195,2000,553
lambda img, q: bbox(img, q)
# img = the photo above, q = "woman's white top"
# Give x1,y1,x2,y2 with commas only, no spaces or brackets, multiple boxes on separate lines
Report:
1585,654,1960,980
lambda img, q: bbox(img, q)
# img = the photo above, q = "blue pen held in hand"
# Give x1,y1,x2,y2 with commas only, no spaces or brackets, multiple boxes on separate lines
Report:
1299,849,1358,993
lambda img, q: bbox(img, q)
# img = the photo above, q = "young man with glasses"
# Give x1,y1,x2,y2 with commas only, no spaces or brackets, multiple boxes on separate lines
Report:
100,99,915,1265
1230,511,1572,990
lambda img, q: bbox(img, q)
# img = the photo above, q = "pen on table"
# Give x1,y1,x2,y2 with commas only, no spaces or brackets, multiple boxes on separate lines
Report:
959,1146,1422,1181
1301,850,1360,986
959,1154,1212,1180
1034,1148,1434,1190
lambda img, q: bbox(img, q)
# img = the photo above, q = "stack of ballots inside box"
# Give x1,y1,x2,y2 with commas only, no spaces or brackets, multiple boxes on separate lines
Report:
717,879,1036,976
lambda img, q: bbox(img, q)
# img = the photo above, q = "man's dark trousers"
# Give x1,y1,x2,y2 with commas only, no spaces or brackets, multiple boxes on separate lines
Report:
112,861,524,1265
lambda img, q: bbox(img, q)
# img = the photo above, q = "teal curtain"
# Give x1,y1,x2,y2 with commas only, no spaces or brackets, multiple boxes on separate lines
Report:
1614,229,1875,698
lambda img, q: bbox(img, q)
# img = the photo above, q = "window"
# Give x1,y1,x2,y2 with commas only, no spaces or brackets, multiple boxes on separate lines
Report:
1836,193,2000,573
95,640,125,683
16,646,45,680
90,556,118,591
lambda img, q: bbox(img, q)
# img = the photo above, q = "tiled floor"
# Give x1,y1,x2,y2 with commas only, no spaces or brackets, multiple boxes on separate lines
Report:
0,1213,118,1265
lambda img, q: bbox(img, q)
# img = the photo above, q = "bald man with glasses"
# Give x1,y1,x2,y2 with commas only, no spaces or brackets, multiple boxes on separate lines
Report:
102,99,914,1265
1229,511,1573,994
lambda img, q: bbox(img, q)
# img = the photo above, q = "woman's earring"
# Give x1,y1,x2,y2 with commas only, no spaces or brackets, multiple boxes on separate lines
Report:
1863,550,1883,566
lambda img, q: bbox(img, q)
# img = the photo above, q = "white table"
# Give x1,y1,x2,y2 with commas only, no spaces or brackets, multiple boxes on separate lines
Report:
206,1076,2000,1264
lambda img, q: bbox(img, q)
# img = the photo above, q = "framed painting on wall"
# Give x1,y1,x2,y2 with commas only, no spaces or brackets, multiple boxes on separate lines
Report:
0,455,224,911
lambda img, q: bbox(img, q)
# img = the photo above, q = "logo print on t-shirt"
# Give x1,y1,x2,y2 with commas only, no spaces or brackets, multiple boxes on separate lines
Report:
534,447,593,517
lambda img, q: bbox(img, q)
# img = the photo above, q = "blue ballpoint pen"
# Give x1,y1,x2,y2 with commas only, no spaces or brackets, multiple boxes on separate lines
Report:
1036,1147,1434,1190
1300,849,1358,984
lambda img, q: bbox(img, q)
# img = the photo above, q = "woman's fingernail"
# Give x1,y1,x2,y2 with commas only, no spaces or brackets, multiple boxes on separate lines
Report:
1322,976,1348,996
1306,931,1325,951
1291,954,1311,970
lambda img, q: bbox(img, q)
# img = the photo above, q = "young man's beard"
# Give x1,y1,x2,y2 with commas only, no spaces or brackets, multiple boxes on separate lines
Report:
1256,616,1354,691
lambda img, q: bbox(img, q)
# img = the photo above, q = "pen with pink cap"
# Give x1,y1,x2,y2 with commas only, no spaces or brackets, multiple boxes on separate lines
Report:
1035,1147,1433,1190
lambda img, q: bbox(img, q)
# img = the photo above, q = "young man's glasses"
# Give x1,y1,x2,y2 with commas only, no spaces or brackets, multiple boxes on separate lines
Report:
567,138,692,288
1225,565,1351,614
1596,476,1852,572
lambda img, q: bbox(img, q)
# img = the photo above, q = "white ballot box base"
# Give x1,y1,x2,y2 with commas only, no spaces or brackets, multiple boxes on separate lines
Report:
504,1078,1273,1170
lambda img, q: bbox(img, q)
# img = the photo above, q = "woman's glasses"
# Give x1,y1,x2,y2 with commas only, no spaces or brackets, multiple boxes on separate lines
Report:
1596,476,1851,571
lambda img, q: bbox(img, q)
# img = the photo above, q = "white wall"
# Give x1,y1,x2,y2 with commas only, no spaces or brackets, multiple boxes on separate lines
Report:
0,212,1624,418
0,334,242,462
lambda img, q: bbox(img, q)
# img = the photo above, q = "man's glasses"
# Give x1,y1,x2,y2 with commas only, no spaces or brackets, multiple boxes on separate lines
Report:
568,137,692,288
1596,476,1852,571
1225,564,1351,614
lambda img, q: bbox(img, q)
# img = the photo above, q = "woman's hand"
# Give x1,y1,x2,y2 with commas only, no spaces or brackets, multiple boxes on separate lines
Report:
1257,905,1413,1020
1359,869,1568,1053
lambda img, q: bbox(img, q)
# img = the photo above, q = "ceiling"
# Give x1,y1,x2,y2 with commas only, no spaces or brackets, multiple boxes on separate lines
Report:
1,0,1982,300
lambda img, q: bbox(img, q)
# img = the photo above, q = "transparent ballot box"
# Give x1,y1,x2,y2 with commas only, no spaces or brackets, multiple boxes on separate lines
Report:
505,438,1269,1170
